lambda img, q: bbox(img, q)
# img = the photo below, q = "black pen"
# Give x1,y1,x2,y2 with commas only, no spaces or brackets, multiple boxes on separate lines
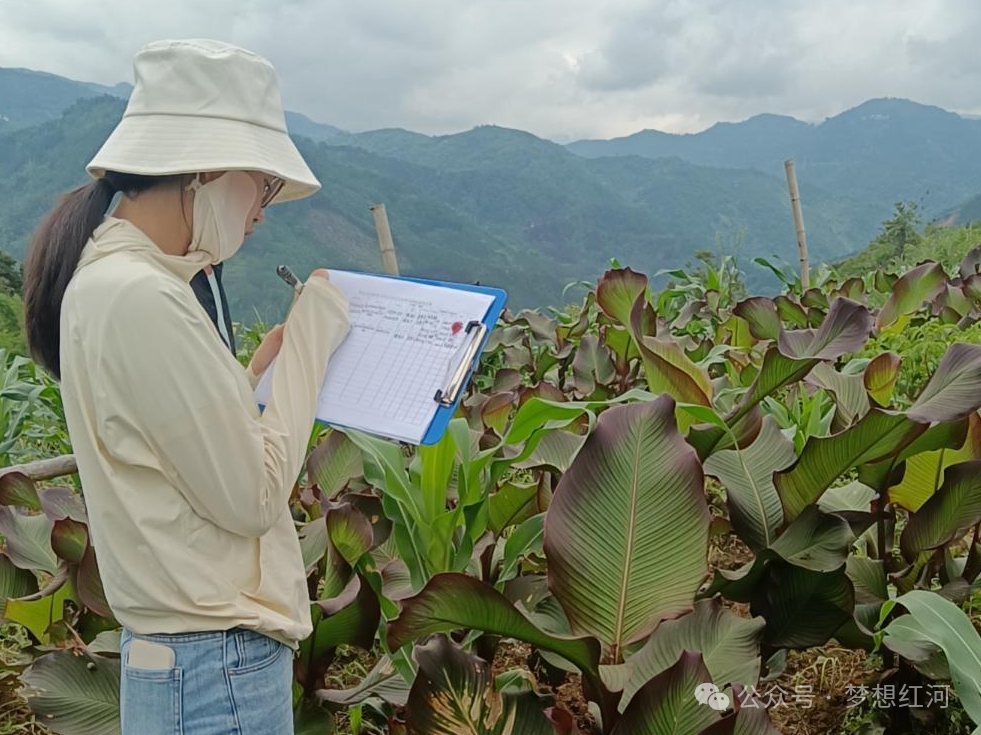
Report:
276,265,304,295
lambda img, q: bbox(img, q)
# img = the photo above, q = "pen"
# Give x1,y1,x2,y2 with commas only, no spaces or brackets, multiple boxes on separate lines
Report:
276,265,303,295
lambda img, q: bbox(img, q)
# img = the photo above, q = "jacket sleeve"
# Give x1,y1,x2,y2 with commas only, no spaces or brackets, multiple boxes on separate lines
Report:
100,275,350,538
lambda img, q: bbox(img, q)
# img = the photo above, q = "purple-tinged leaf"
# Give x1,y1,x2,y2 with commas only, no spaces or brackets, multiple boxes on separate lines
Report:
75,546,112,618
325,502,373,566
907,343,981,423
612,651,721,735
774,296,808,328
704,417,793,551
864,352,901,407
750,563,854,648
387,573,600,678
0,471,40,511
0,506,57,574
406,635,554,735
544,396,710,659
307,430,363,500
596,268,649,328
774,409,922,522
876,262,947,330
960,243,981,279
50,519,88,563
22,650,119,735
900,461,981,561
39,486,87,523
620,599,765,713
733,298,780,342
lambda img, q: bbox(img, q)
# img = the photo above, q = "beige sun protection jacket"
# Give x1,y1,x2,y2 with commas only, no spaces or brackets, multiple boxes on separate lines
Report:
59,216,350,649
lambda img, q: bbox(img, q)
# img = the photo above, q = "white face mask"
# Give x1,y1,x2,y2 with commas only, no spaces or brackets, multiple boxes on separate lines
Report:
185,171,258,264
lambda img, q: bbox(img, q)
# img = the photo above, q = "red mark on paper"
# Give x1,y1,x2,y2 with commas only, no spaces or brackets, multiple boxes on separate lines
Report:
451,321,464,335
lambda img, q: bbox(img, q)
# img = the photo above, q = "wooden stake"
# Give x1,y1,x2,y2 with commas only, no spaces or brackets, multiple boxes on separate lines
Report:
784,159,809,290
370,204,400,276
1,454,77,482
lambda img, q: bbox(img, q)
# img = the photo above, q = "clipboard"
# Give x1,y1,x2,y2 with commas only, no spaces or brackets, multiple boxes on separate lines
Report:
364,272,507,445
256,270,507,446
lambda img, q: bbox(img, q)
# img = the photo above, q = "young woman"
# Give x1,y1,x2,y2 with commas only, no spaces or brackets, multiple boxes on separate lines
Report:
22,39,350,734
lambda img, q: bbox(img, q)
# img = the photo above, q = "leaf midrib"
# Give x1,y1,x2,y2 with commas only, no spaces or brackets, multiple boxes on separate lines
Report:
612,430,643,660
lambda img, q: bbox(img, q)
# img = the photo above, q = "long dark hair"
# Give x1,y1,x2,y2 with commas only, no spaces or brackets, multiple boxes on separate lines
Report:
23,172,181,379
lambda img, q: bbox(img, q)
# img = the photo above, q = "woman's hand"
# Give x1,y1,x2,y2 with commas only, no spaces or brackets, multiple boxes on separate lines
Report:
249,270,332,375
248,323,285,377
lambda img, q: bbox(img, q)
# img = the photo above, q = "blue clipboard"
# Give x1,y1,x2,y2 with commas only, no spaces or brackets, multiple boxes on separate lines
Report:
358,272,508,445
265,270,508,445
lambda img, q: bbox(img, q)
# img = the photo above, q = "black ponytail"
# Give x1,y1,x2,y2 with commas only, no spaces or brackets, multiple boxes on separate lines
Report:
23,172,180,379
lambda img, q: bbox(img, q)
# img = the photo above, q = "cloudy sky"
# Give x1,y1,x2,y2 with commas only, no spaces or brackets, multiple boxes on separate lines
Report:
1,0,979,141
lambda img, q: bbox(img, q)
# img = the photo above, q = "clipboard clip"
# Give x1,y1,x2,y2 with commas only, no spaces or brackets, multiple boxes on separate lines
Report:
434,320,486,407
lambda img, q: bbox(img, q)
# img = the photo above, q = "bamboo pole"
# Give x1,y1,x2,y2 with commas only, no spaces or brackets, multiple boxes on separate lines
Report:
370,204,400,276
784,159,810,290
2,454,77,482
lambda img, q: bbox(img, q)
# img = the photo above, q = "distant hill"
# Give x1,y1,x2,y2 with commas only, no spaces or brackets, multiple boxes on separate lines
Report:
0,66,345,140
0,96,892,320
0,67,130,129
569,99,981,216
4,65,977,319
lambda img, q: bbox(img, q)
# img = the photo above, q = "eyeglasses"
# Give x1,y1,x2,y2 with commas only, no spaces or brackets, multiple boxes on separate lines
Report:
261,178,285,208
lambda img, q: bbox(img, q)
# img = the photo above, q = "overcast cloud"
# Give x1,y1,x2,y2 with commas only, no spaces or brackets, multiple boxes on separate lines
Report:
1,0,980,141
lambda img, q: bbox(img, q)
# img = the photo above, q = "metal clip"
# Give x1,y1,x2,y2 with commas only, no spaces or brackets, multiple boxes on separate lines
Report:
434,320,486,407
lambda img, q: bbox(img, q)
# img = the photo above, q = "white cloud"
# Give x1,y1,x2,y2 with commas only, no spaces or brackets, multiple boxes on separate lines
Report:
2,0,981,140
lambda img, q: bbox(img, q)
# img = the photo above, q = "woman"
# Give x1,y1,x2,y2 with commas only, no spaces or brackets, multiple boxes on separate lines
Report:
22,39,350,734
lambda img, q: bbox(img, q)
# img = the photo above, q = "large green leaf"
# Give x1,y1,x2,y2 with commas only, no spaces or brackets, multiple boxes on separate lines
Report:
620,599,765,712
596,268,649,330
296,574,380,693
611,651,720,735
883,590,981,732
513,430,586,475
750,562,854,648
0,506,58,574
51,518,88,563
307,430,363,499
733,298,781,341
864,352,901,407
900,461,981,560
703,416,794,551
887,416,981,511
876,262,947,330
807,362,870,429
726,299,872,431
774,408,919,521
488,479,541,535
783,346,981,516
544,395,710,660
316,655,411,707
386,573,600,678
23,650,120,735
907,343,981,424
881,613,951,680
0,552,37,615
0,470,41,511
5,578,74,643
325,501,373,565
39,486,88,523
768,506,855,572
405,635,554,735
572,334,617,396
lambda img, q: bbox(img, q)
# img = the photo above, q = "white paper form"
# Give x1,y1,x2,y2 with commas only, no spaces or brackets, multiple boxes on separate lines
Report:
254,270,495,444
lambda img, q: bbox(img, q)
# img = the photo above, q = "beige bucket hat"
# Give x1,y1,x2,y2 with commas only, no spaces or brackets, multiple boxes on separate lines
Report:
86,39,320,203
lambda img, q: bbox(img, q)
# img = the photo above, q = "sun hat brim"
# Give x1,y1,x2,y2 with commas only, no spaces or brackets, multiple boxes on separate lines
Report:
86,113,321,204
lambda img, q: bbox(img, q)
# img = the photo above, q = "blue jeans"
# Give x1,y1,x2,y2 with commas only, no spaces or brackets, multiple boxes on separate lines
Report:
119,627,294,735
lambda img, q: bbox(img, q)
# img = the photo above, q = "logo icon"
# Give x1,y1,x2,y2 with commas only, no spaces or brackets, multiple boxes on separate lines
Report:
694,683,730,711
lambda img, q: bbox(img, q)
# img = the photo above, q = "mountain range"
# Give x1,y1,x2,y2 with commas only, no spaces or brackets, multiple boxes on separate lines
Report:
2,65,981,320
